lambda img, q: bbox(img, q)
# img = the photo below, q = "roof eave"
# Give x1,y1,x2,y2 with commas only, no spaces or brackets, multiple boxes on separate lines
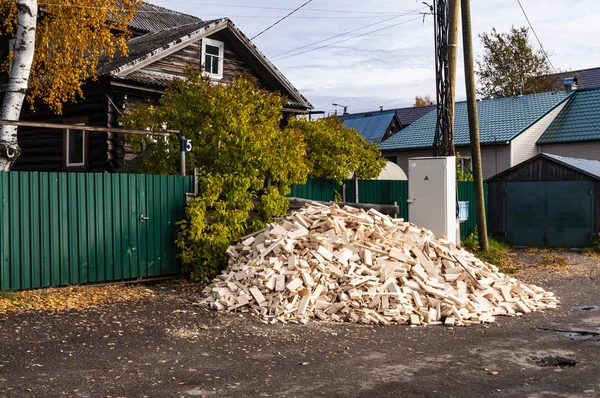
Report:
110,19,228,78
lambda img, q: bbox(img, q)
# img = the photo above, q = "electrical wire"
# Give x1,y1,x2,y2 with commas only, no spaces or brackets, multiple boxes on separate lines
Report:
272,16,423,61
270,8,426,59
146,2,417,15
515,0,556,72
250,0,312,40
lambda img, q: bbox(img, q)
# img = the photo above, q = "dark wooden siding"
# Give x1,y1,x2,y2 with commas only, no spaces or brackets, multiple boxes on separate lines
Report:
12,83,125,173
138,33,262,86
487,156,600,236
143,42,201,78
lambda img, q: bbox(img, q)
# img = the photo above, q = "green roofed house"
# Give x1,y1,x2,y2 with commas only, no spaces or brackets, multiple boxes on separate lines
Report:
378,90,576,179
536,87,600,160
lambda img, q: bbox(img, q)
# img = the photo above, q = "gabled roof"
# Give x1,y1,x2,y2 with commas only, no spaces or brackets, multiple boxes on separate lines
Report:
537,88,600,145
128,3,202,35
544,153,600,179
342,110,399,143
395,104,437,126
531,67,600,91
486,153,600,182
379,91,573,151
98,19,312,110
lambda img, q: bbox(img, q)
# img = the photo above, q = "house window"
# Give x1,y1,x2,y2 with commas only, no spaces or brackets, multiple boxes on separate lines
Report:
65,124,87,167
458,156,472,173
202,38,224,79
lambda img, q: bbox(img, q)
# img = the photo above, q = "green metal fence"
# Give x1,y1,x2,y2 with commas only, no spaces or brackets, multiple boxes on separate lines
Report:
0,172,193,291
457,181,488,240
290,179,488,239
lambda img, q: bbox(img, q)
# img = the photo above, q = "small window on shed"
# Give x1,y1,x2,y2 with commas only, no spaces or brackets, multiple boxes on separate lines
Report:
202,38,224,79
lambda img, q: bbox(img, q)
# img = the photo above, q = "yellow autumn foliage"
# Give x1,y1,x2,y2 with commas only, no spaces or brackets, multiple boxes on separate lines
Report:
0,285,154,314
0,0,142,113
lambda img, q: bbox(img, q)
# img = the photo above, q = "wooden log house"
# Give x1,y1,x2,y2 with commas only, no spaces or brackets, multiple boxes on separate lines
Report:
0,4,312,173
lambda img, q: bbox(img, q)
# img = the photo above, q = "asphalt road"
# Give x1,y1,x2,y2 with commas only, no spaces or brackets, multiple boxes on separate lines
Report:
1,250,599,398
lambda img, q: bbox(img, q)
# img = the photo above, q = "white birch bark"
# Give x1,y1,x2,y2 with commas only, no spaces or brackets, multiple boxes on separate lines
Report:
0,0,37,171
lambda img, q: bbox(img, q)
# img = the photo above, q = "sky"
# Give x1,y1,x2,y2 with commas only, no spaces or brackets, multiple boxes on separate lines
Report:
150,0,600,116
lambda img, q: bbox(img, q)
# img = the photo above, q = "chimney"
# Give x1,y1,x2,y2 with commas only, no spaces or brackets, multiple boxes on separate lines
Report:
379,106,384,112
563,76,578,91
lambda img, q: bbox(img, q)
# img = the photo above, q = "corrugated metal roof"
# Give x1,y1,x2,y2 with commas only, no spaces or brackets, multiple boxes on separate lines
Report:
543,153,600,179
395,104,437,126
129,3,202,34
531,67,600,91
537,88,600,144
342,110,397,143
379,91,573,151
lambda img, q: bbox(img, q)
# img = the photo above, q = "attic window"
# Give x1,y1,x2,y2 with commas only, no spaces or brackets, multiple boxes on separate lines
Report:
202,38,224,79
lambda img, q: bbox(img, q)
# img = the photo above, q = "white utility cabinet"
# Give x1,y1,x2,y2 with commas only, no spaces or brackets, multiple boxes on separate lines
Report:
408,156,457,244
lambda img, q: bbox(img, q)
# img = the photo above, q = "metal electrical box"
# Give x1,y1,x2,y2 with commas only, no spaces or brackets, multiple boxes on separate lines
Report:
408,156,457,244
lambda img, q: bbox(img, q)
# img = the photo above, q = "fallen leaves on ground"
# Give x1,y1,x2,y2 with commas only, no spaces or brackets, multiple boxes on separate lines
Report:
0,285,155,315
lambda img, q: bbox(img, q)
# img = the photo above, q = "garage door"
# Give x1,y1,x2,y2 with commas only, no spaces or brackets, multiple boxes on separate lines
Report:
505,181,593,247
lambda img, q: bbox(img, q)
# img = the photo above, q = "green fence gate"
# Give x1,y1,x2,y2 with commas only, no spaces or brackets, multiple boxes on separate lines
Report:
0,172,193,291
505,181,593,247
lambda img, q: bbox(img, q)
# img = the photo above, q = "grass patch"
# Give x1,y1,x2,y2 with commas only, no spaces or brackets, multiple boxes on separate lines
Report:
538,253,569,268
462,231,517,274
0,291,16,300
581,233,600,256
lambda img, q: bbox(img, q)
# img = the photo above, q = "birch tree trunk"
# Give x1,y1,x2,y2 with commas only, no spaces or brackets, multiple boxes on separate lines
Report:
0,0,37,171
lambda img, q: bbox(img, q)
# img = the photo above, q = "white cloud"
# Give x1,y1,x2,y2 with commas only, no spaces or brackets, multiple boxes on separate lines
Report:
150,0,600,114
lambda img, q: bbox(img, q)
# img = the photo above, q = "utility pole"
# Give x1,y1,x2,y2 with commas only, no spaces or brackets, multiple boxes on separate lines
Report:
447,0,460,144
461,0,489,251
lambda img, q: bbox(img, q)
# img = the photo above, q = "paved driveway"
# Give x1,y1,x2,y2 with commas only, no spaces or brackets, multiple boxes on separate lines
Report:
1,250,598,397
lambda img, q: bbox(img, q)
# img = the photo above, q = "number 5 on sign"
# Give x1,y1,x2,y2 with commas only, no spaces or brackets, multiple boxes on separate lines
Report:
180,137,193,152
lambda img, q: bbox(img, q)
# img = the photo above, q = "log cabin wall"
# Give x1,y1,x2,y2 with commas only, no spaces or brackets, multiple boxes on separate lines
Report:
11,81,125,173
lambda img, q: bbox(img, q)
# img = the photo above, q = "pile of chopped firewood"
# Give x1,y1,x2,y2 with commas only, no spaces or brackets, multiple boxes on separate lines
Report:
201,202,559,326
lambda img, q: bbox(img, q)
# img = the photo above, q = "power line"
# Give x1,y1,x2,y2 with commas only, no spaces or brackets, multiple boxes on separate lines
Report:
270,8,426,59
273,16,423,61
38,3,410,19
147,1,418,15
251,0,312,40
515,0,556,72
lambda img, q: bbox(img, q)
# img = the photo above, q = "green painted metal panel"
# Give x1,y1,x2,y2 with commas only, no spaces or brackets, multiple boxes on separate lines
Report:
39,173,51,287
457,182,489,240
546,181,593,247
58,173,70,286
20,173,31,289
94,174,105,282
1,171,191,290
0,173,9,290
85,174,97,283
9,173,20,289
506,181,593,247
49,173,61,287
137,175,148,277
102,174,114,282
506,182,549,246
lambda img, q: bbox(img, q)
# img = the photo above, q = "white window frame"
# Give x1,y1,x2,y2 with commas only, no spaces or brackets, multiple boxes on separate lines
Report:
201,38,224,80
459,156,472,173
65,123,87,167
